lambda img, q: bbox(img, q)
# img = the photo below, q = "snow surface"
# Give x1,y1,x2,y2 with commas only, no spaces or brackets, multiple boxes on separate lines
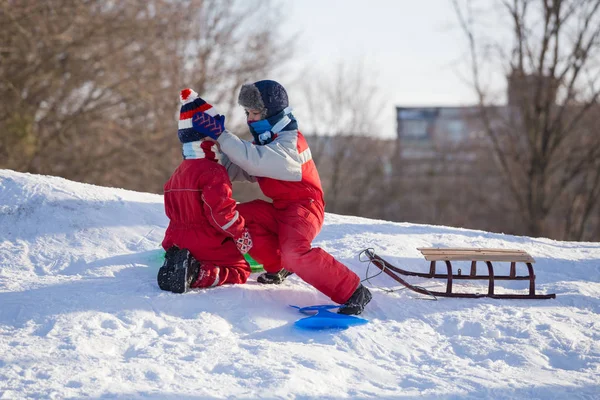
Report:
0,169,599,399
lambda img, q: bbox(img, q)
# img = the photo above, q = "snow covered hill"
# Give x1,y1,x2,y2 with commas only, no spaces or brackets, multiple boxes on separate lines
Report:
0,169,599,399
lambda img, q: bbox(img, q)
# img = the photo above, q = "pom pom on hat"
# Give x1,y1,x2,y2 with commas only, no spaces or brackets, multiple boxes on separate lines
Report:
180,88,196,103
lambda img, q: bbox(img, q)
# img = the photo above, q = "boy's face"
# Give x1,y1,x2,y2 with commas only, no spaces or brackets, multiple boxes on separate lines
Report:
245,108,264,123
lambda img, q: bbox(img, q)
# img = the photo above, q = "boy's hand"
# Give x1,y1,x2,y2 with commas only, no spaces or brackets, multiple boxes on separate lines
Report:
235,229,253,255
192,112,225,140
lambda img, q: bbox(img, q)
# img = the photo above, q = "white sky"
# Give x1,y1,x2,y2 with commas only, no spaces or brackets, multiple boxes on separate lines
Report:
274,0,483,138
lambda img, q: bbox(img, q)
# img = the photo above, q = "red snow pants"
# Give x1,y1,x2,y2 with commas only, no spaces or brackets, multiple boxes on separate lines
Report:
190,261,251,289
237,199,360,304
162,228,251,288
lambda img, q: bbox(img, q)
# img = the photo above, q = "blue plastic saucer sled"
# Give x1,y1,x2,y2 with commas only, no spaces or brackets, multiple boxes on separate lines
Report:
290,305,368,330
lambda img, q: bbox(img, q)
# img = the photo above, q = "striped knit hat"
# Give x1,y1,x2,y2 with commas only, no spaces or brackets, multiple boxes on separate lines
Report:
178,88,217,143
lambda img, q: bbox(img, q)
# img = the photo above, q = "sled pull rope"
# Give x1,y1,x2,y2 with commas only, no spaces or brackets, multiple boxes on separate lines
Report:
358,248,438,300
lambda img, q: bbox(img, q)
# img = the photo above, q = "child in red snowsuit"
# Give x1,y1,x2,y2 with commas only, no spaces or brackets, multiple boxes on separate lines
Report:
158,89,253,293
190,81,372,315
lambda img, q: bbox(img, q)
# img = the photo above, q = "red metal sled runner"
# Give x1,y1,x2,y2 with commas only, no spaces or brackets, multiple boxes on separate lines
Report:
363,248,556,299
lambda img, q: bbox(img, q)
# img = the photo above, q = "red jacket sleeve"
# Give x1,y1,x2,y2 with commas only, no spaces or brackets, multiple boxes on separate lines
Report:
201,167,246,240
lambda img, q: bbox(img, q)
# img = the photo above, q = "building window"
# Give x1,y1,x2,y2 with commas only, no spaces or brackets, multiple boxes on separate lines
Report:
402,119,429,139
445,120,465,141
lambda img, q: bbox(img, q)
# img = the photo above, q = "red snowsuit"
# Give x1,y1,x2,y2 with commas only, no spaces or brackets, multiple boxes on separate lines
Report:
218,129,360,304
162,141,251,288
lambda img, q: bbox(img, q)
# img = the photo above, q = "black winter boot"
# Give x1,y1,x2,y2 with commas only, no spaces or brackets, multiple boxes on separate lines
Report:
338,284,372,315
257,268,293,284
157,247,199,294
157,246,179,291
170,249,199,294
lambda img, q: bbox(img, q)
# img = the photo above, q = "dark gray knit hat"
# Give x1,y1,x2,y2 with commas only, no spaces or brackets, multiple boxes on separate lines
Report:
238,80,289,118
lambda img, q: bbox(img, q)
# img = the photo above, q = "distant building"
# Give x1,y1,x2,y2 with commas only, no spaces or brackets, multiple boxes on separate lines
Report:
396,106,483,158
396,71,559,158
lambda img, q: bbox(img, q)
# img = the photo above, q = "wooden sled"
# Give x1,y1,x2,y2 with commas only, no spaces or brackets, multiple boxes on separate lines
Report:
363,248,556,299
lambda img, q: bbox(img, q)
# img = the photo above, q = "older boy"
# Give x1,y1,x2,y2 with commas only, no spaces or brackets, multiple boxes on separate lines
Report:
191,80,371,315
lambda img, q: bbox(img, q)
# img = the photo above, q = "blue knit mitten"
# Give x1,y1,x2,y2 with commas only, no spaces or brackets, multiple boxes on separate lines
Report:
192,112,225,140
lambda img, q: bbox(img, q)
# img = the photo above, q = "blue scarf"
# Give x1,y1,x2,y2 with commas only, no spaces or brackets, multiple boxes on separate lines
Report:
181,140,221,162
248,107,298,145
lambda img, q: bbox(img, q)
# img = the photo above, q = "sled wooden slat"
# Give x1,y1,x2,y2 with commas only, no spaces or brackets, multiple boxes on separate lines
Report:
418,248,535,263
418,247,530,254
